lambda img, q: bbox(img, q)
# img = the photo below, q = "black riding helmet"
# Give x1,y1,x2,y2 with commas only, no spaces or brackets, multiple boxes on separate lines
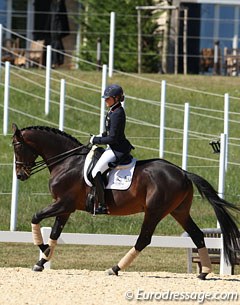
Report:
102,84,124,102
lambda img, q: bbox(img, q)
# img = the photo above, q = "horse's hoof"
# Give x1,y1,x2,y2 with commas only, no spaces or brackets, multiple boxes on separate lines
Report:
105,268,117,276
106,265,120,276
32,264,44,272
197,272,208,280
105,268,118,276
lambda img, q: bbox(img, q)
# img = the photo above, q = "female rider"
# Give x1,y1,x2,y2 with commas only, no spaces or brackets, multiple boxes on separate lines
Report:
90,84,134,214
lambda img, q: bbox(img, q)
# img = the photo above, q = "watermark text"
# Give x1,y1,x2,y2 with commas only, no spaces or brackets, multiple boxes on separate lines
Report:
125,289,239,303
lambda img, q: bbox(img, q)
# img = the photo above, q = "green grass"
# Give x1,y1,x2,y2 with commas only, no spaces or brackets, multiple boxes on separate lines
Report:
0,70,240,272
1,243,239,274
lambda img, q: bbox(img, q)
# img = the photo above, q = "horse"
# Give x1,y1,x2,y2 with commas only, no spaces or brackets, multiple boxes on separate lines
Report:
12,123,240,280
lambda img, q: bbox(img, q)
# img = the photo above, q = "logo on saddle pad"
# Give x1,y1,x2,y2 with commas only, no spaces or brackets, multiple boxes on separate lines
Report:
83,145,137,190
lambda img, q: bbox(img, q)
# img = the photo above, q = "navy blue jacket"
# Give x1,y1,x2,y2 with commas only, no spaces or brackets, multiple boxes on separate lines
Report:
92,102,133,159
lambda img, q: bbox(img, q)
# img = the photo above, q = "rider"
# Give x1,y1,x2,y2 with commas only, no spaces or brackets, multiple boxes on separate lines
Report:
90,84,134,214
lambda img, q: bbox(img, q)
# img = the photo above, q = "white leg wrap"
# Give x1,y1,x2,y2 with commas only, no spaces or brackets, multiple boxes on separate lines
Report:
198,247,212,273
118,247,140,270
42,238,57,261
31,223,43,245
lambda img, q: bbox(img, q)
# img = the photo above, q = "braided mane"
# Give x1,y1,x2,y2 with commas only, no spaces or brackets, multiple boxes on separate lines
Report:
21,126,82,146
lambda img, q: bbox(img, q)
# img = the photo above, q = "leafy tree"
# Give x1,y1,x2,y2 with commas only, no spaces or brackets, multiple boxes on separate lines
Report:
76,0,162,72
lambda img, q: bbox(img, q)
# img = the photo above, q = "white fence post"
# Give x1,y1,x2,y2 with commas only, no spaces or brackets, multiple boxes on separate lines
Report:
218,133,232,275
3,61,10,136
182,103,189,170
224,93,229,171
10,156,19,231
218,133,226,200
59,79,66,131
0,24,2,81
159,80,166,158
45,45,51,115
108,12,115,77
100,64,107,134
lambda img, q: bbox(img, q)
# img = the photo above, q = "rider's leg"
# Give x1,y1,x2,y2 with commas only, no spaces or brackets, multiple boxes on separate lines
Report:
92,148,116,214
93,171,106,212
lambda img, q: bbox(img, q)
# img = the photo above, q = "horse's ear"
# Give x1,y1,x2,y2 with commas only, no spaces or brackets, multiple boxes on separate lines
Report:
12,123,22,138
12,123,18,133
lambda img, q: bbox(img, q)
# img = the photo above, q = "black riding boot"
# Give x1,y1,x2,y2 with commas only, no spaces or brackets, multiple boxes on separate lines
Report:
93,172,108,215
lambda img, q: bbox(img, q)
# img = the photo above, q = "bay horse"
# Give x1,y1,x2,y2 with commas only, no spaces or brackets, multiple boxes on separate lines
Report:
12,123,240,280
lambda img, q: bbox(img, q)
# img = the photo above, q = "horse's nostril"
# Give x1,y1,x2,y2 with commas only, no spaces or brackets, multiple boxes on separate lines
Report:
17,174,22,179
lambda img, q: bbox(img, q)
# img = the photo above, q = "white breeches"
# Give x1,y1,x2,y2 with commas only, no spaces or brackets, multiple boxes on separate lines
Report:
92,148,116,178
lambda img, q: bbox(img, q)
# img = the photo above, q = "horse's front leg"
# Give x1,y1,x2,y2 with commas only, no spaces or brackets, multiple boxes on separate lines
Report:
31,208,70,271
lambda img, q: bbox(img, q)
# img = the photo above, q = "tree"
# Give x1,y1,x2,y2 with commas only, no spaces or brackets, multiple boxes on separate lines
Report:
76,0,161,72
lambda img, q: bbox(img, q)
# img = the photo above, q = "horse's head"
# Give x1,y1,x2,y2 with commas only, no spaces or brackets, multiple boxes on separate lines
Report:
12,123,38,181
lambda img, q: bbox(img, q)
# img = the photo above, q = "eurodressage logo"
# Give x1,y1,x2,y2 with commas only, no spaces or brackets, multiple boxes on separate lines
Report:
115,175,131,185
124,289,239,303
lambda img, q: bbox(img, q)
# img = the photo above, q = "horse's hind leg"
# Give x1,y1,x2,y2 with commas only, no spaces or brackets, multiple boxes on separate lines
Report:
181,217,211,280
108,210,162,276
171,195,212,280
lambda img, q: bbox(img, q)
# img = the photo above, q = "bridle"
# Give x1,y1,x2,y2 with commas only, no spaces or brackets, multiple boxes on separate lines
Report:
13,140,91,177
13,141,38,177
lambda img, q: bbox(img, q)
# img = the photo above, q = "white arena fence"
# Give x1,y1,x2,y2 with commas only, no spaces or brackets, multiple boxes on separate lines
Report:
0,227,225,273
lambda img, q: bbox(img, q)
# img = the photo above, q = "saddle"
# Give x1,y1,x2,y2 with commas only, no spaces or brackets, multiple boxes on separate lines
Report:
85,146,133,186
84,146,135,213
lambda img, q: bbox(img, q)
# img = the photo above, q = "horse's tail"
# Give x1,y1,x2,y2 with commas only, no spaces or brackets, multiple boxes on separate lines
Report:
186,171,240,265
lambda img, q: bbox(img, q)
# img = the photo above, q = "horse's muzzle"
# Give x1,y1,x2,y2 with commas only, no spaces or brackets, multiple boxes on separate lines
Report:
16,169,30,181
17,173,28,181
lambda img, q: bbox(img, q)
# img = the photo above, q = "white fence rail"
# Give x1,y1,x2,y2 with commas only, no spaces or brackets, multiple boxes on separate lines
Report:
0,227,227,273
0,229,222,248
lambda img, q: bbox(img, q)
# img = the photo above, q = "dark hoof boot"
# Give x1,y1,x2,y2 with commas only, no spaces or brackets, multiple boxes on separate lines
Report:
32,264,44,272
32,258,47,272
106,265,120,276
95,206,109,215
197,272,208,280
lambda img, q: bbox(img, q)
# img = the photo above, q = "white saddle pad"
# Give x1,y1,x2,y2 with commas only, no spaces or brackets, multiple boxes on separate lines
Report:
106,158,137,190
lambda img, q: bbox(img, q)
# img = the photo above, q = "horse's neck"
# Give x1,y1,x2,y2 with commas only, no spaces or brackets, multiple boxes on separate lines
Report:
24,131,79,160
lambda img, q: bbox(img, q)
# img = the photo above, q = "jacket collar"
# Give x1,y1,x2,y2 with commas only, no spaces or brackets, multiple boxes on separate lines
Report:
109,102,121,112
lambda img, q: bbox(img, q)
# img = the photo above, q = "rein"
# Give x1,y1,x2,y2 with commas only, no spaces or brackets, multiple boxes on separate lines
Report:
31,145,89,175
14,141,91,176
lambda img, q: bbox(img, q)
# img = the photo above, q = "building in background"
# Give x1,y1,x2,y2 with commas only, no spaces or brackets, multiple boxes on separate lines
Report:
0,0,7,28
1,0,240,74
172,0,240,74
0,0,78,68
